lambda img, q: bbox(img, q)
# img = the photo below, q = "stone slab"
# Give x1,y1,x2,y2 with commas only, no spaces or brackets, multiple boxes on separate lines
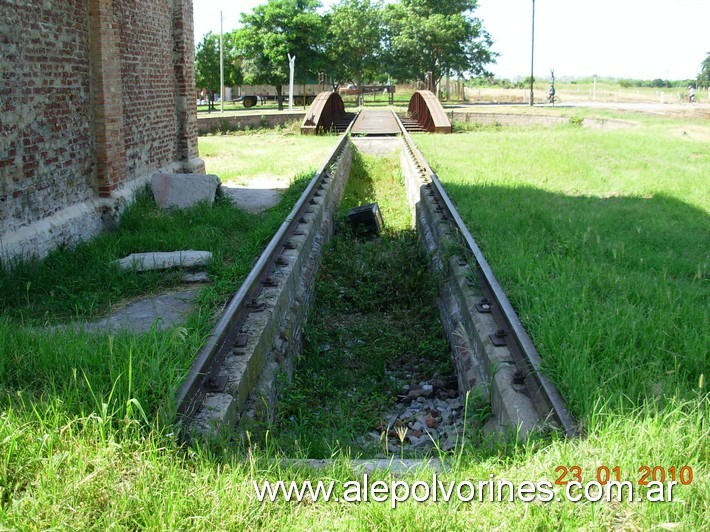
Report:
182,270,211,283
65,288,199,334
115,250,212,272
351,109,401,135
151,173,220,209
221,185,284,213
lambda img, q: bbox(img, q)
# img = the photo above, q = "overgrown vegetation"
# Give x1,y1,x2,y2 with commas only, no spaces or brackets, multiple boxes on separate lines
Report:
246,149,454,458
413,120,708,526
0,179,318,429
0,118,708,529
416,122,708,418
0,133,330,413
0,177,318,325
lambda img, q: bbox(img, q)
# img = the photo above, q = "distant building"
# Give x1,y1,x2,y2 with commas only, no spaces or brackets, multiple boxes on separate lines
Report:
0,0,204,261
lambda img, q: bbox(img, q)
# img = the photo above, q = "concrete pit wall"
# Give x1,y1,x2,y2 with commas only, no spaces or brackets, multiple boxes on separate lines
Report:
192,135,541,437
399,140,541,436
192,142,352,434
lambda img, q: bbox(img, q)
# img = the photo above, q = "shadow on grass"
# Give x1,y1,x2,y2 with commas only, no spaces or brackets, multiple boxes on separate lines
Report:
1,168,706,464
442,181,708,420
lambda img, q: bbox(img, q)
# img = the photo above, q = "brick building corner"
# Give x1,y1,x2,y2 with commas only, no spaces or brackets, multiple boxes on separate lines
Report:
0,0,205,261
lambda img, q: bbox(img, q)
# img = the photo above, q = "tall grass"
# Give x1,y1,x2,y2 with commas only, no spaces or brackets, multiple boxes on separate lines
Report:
415,123,708,419
410,121,708,525
245,149,453,458
0,125,707,529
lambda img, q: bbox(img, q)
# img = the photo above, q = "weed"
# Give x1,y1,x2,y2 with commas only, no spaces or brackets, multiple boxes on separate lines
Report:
249,149,455,458
0,126,707,529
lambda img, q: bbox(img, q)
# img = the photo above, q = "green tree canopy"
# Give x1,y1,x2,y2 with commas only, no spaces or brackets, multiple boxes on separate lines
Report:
234,0,325,109
324,0,385,88
384,0,495,88
195,32,242,109
698,52,710,86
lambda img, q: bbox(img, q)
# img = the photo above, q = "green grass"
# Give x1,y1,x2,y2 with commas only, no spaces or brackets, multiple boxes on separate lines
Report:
1,123,708,529
198,131,337,184
246,149,454,458
415,123,708,418
0,164,317,441
0,185,313,325
0,132,337,324
411,120,709,523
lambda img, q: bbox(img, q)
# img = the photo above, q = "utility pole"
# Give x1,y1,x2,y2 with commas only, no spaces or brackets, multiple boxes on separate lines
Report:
530,0,535,106
220,11,224,114
288,53,295,110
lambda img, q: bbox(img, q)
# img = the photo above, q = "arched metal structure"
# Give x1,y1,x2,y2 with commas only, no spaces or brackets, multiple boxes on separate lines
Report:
300,92,346,134
407,90,451,133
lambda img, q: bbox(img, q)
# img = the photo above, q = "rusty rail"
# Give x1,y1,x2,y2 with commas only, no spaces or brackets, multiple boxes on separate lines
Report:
300,91,346,134
175,127,353,427
394,113,578,438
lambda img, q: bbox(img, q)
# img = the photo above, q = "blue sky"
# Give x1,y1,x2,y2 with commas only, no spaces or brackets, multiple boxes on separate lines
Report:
193,0,709,80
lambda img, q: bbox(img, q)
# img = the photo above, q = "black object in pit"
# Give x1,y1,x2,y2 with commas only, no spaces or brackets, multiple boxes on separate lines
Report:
347,202,384,235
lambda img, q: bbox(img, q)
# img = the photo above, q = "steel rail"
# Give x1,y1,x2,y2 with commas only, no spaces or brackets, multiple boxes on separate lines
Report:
175,116,357,426
393,112,578,438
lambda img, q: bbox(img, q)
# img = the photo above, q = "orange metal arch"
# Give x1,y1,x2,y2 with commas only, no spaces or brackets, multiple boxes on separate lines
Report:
407,90,451,133
300,92,346,134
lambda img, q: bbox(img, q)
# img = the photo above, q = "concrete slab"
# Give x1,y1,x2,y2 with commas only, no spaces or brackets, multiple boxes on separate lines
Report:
222,186,283,213
151,173,220,209
70,288,200,334
351,109,401,135
221,175,290,213
115,250,212,272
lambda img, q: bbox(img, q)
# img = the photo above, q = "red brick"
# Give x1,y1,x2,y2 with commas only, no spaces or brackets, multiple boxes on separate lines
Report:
1,0,200,239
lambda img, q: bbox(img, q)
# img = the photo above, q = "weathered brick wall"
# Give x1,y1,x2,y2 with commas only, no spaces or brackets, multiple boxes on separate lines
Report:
0,0,202,260
117,0,177,179
0,0,95,234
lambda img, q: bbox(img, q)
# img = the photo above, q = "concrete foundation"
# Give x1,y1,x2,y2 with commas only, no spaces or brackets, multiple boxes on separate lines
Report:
189,135,544,438
399,138,542,437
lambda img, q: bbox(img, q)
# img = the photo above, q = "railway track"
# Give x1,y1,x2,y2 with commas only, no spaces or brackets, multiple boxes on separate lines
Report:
175,123,354,429
394,113,578,438
176,109,577,440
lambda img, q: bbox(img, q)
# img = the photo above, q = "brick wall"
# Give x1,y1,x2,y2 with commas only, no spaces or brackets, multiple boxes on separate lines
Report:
117,0,177,180
0,0,203,260
0,0,95,233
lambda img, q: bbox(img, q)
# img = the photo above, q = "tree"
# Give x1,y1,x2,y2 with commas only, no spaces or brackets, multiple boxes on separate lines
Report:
324,0,384,93
698,52,710,87
234,0,325,110
195,32,242,111
384,0,495,90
